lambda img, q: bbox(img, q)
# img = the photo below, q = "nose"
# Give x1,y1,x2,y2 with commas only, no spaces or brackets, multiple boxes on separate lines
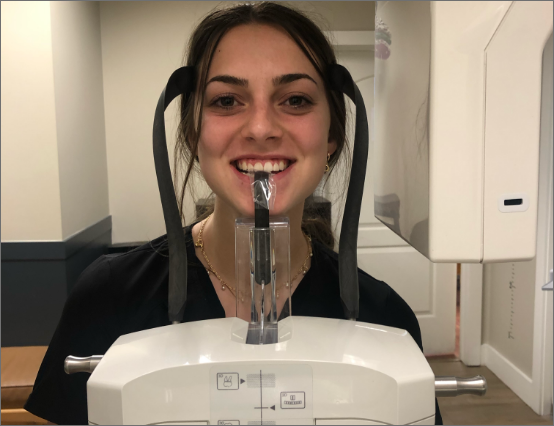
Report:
241,101,283,143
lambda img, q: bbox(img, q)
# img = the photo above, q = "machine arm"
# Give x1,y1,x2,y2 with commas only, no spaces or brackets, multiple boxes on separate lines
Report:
434,375,487,397
64,355,103,374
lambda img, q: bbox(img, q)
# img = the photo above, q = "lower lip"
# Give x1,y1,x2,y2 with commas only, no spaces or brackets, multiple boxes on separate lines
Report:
230,162,295,184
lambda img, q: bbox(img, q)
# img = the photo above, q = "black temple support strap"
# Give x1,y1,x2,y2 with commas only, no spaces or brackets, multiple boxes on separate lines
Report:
153,66,195,323
328,63,369,320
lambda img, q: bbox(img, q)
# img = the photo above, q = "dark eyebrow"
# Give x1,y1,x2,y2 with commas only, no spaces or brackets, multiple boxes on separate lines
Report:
273,73,317,87
205,73,317,88
206,75,248,87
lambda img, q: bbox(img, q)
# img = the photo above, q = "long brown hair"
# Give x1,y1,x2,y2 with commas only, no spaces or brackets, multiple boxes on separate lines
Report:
174,1,350,250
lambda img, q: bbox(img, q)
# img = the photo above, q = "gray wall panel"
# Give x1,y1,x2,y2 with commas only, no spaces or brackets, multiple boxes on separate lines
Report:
1,217,112,347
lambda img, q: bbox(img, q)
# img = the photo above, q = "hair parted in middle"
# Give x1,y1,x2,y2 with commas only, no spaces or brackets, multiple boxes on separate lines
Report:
174,1,351,250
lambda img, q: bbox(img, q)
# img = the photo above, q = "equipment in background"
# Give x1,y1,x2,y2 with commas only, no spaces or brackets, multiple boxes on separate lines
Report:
374,1,553,263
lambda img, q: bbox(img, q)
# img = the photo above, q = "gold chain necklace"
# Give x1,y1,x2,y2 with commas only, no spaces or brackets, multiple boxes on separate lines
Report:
194,213,312,302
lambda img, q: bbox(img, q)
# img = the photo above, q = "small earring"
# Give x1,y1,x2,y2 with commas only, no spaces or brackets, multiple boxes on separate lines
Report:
324,153,330,173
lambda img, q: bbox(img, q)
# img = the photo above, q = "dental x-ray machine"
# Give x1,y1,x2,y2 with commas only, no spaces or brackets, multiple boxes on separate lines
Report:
65,2,552,424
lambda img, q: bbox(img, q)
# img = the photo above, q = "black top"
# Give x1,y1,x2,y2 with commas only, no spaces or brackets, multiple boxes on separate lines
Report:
25,224,442,425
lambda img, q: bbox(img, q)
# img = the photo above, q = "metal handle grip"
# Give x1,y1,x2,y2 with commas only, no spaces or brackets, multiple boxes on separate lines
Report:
435,375,487,397
64,355,103,374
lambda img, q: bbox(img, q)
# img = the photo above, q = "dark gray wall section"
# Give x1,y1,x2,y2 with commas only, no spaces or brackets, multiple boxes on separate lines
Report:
1,216,112,347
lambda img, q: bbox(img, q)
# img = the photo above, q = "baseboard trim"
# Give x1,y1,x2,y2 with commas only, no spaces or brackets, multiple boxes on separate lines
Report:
481,343,538,412
1,216,112,260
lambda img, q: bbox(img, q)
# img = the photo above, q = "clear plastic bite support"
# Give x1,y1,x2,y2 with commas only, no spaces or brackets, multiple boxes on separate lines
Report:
235,173,290,345
235,217,291,344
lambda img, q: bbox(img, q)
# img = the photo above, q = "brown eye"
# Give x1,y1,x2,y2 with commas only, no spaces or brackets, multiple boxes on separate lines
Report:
289,96,304,106
207,93,242,111
217,96,236,108
283,95,312,109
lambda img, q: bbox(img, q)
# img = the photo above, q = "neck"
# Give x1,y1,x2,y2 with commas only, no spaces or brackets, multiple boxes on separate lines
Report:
200,197,308,287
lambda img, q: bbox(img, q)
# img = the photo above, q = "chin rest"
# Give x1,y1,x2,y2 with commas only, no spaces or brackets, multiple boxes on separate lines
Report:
1,346,48,425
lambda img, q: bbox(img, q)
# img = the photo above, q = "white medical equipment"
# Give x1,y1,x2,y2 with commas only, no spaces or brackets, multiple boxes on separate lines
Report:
373,1,553,263
67,317,486,425
65,2,551,424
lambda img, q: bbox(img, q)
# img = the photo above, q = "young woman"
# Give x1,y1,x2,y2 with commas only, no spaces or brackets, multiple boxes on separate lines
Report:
25,3,442,424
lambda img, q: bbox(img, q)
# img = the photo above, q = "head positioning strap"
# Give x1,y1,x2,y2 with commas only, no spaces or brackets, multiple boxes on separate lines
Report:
153,66,195,324
327,63,369,319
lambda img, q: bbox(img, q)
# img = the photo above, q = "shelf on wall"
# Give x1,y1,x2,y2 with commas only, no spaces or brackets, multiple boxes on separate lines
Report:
324,31,375,51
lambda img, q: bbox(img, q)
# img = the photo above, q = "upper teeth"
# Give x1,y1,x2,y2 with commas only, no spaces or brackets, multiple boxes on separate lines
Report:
236,160,289,173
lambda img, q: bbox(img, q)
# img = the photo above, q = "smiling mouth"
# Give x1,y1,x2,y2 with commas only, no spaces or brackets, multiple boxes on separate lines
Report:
233,159,292,175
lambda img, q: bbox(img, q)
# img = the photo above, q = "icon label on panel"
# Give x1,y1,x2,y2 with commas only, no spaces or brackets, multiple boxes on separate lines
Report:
280,392,305,409
210,364,313,424
217,373,239,390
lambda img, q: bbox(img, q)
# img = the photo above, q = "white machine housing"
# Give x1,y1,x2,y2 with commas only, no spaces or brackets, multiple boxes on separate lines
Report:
374,1,553,263
87,317,435,425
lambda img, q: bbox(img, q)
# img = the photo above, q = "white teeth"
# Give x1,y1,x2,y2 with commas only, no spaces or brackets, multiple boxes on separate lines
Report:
236,159,290,173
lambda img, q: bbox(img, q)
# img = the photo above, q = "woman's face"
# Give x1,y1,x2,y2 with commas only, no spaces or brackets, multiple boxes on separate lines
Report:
198,24,336,217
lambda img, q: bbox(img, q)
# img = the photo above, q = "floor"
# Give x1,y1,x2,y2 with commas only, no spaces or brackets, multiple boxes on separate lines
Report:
425,272,553,425
428,357,553,425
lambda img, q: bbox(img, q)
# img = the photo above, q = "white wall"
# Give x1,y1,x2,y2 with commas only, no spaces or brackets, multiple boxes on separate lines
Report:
99,1,375,244
1,1,109,242
50,1,110,239
99,1,219,245
482,260,537,377
1,1,63,241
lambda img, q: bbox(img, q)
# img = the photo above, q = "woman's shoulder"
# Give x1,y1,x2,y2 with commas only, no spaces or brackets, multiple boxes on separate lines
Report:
70,234,168,293
77,224,199,290
103,232,170,266
68,225,204,318
311,238,422,349
63,231,179,331
312,238,394,296
23,234,178,425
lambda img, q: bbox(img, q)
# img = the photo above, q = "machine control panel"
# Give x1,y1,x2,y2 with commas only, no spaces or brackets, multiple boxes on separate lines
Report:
209,364,313,425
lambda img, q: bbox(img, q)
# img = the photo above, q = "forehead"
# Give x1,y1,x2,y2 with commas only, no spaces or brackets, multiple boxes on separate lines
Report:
207,24,321,82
